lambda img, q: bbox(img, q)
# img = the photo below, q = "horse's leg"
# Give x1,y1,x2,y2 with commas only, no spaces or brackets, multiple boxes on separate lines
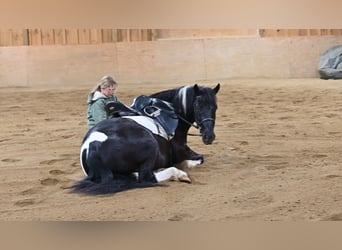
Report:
172,133,204,163
132,167,191,183
177,159,203,169
173,142,204,168
154,167,191,183
137,163,158,183
185,145,204,163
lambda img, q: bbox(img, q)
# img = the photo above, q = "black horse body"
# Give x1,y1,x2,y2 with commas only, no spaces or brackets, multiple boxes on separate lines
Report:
73,84,220,195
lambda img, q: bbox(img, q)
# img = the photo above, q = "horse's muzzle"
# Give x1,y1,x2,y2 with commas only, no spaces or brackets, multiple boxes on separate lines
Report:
202,132,216,145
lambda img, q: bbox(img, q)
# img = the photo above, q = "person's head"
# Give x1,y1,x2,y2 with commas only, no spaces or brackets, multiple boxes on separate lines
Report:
92,75,118,98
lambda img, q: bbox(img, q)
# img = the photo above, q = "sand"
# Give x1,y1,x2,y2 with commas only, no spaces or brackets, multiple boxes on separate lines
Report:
1,78,342,221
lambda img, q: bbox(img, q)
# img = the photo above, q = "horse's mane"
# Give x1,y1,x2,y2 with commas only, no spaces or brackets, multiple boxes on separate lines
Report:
150,86,193,116
150,88,179,101
151,85,217,117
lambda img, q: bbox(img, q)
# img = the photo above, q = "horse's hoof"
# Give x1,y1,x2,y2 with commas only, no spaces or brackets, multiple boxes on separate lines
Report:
185,159,203,168
191,154,204,163
175,169,191,183
179,175,192,183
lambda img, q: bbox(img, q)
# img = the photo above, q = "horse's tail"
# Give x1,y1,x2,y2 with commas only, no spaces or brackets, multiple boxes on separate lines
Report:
71,176,163,196
72,141,163,196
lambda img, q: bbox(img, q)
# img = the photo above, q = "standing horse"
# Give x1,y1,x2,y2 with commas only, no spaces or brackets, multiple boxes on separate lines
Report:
72,83,220,195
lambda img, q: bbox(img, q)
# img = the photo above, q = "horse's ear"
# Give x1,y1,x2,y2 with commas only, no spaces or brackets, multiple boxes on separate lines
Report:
213,83,220,94
193,84,200,96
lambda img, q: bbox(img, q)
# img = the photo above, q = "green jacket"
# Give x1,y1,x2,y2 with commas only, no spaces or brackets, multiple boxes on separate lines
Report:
87,91,119,129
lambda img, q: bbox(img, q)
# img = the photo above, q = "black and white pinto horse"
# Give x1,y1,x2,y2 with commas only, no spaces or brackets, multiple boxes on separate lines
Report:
72,83,220,195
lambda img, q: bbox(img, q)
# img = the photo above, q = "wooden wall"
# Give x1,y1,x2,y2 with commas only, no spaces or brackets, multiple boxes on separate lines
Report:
0,29,155,46
1,35,342,86
1,29,342,47
259,29,342,37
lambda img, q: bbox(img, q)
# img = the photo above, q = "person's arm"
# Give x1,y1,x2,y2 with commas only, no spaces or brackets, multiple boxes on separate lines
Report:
91,99,107,125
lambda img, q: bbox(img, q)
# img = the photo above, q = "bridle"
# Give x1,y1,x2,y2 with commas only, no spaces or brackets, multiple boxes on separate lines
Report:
175,91,216,136
177,115,215,137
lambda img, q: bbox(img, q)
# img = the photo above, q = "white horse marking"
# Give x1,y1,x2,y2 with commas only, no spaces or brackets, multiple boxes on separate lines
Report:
182,159,203,168
80,131,108,176
155,167,191,183
133,167,191,183
177,86,190,115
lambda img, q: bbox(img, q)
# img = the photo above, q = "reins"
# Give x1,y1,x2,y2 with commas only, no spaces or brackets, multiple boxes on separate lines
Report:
177,115,214,137
177,115,201,136
177,115,200,129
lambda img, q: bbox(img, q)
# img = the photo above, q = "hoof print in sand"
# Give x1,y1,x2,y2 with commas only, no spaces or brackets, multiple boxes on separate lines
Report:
40,178,60,186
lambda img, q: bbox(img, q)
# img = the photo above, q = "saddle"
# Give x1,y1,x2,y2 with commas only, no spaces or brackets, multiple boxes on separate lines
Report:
105,96,178,139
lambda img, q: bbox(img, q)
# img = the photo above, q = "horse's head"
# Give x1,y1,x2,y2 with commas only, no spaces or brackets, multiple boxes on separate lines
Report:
193,83,220,145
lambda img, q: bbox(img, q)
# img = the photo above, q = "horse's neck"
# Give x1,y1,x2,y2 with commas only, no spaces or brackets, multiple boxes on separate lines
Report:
173,120,191,144
150,87,195,142
174,90,196,142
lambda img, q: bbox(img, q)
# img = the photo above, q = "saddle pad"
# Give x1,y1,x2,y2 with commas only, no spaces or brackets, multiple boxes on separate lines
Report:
122,116,171,140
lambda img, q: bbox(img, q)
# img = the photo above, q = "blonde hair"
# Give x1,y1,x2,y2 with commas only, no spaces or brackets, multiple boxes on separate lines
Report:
90,75,118,94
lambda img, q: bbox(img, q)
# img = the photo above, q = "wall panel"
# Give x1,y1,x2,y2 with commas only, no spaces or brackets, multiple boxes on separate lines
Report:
54,29,66,45
2,36,342,86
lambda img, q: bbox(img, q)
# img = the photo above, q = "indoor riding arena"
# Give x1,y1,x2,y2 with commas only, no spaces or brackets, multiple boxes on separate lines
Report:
1,29,342,221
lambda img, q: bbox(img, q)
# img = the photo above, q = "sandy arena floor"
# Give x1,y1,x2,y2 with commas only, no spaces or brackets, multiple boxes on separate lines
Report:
1,78,342,221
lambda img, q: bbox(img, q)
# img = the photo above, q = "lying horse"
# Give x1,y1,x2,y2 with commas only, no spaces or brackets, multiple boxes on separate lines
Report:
72,83,220,195
150,83,220,167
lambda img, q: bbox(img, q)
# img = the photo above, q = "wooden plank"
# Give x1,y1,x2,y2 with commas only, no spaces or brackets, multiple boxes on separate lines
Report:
154,29,258,39
115,29,128,42
320,29,330,36
78,29,90,44
0,29,12,46
276,29,288,36
54,29,66,45
298,29,309,36
309,29,321,36
258,29,267,37
90,29,102,44
287,29,301,36
22,29,29,45
29,29,42,45
260,29,340,37
65,29,79,45
41,29,55,45
101,29,113,43
141,29,153,41
151,29,160,40
247,29,258,36
113,29,128,42
124,29,131,42
214,29,257,36
111,29,119,42
259,29,279,37
331,29,342,35
129,29,141,41
11,29,26,46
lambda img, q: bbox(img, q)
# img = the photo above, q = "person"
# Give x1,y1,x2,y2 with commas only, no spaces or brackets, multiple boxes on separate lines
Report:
87,75,120,129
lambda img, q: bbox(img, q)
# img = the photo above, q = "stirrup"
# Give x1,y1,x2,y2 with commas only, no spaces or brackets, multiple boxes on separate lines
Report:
143,106,161,117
